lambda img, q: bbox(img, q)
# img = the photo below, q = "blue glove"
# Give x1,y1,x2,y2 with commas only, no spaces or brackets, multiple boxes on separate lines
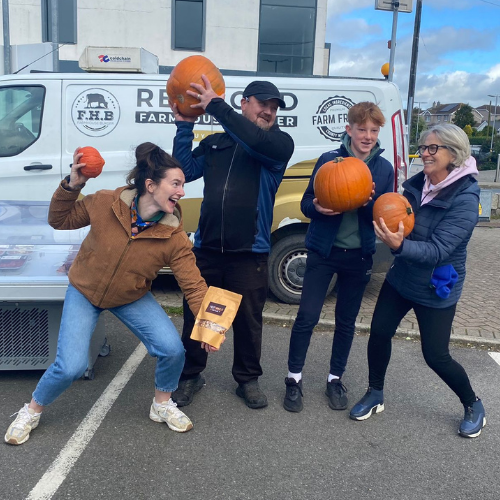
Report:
430,264,458,299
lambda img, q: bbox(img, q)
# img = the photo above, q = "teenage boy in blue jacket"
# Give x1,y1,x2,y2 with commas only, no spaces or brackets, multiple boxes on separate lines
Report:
171,78,294,409
283,102,394,413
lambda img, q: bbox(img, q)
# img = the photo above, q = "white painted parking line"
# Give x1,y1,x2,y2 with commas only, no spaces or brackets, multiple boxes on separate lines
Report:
488,352,500,366
26,343,148,500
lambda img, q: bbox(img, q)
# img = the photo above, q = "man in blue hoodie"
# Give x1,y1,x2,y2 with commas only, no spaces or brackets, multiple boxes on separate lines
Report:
283,102,394,413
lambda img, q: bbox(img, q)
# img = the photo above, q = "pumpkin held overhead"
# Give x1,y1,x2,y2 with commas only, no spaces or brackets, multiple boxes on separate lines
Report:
166,55,225,117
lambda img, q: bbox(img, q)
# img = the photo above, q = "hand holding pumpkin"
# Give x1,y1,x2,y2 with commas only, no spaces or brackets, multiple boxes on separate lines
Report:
373,217,405,250
68,148,89,189
169,101,197,123
313,198,341,215
362,182,376,207
187,74,225,111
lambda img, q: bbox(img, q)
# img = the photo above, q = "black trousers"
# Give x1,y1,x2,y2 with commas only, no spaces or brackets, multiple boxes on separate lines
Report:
368,279,476,406
180,248,269,384
288,248,372,377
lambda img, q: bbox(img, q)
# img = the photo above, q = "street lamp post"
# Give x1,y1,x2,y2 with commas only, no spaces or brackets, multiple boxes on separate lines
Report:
414,100,426,144
488,94,499,153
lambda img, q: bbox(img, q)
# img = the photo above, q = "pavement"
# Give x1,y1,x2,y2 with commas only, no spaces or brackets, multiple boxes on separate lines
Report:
153,223,500,349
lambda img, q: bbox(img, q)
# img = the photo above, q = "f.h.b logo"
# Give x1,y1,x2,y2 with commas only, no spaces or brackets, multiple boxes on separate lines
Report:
72,88,120,137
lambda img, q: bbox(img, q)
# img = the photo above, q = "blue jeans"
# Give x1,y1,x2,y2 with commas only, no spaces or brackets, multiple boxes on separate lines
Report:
32,284,185,406
287,248,372,377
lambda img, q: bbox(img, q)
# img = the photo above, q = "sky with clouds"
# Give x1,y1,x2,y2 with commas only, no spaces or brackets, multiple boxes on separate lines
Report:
325,0,500,111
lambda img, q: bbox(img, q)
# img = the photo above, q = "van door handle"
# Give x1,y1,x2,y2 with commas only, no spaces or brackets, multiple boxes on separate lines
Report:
24,164,53,171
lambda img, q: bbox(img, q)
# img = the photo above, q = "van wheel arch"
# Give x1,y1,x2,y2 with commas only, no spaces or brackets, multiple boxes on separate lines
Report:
268,227,336,304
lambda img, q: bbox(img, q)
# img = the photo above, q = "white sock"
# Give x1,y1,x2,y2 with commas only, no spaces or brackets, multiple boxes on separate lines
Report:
27,404,42,416
153,398,171,408
287,372,302,383
328,374,340,382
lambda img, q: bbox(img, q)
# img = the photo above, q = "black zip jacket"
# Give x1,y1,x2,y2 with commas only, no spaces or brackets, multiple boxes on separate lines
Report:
173,98,294,253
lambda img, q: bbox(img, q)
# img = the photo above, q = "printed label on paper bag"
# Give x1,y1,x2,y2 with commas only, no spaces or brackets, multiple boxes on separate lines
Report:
206,302,226,316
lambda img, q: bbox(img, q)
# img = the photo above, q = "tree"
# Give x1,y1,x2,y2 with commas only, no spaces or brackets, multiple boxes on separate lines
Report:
464,124,473,137
453,104,475,129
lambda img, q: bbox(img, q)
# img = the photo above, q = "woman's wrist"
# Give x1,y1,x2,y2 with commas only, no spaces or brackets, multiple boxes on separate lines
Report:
63,175,85,191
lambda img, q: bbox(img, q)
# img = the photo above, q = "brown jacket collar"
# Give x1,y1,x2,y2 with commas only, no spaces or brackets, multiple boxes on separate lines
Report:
113,186,183,237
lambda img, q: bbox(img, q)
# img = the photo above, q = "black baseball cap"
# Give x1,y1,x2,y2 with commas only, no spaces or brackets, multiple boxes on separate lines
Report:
242,81,286,109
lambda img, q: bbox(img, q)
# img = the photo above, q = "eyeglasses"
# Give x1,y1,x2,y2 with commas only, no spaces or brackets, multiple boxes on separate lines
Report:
417,144,450,155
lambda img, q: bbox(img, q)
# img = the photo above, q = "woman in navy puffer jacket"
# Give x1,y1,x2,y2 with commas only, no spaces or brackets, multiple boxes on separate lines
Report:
350,124,485,438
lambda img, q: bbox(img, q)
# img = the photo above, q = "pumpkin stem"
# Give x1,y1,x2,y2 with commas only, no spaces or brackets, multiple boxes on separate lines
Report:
333,157,345,163
406,207,413,215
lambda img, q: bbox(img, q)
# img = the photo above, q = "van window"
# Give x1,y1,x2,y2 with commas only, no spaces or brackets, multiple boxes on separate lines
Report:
0,86,45,158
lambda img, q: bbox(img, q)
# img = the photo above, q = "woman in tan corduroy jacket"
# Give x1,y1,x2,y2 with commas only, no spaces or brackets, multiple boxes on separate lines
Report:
5,142,208,445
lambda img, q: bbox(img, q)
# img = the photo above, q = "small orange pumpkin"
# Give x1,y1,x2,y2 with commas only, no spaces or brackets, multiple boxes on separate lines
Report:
313,157,373,212
167,55,225,117
373,192,415,237
79,146,105,178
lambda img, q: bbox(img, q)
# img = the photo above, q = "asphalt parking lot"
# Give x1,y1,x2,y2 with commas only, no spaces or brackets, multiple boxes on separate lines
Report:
1,314,500,500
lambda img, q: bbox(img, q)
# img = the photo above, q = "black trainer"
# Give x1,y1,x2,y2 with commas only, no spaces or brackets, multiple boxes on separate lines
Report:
236,380,268,409
171,374,205,407
283,377,303,413
325,379,348,410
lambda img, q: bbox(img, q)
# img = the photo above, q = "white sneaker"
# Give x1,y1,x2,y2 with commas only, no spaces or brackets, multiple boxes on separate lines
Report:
5,404,41,445
149,398,193,433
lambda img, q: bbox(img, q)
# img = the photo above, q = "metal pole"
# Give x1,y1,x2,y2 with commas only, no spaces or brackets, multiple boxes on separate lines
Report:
489,94,498,153
388,2,399,82
495,153,500,183
414,101,426,143
2,0,11,74
406,0,423,144
51,0,59,72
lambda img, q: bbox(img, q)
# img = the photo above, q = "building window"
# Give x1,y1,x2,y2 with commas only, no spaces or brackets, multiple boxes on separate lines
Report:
172,0,205,51
258,0,317,75
42,0,77,44
425,115,430,122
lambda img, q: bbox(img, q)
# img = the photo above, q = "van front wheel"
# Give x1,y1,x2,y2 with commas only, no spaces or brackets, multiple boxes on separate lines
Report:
268,233,336,304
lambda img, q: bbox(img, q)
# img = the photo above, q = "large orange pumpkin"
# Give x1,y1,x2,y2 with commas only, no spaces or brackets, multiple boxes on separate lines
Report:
313,157,373,212
373,192,415,237
79,146,105,178
167,55,225,117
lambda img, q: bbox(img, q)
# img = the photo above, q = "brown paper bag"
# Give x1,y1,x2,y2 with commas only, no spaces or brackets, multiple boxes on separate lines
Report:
190,286,243,349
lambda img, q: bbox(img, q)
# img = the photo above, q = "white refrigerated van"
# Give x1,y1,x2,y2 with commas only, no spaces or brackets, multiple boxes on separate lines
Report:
0,69,408,303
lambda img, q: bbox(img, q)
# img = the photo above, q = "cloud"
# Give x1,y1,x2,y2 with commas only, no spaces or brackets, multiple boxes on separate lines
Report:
330,18,383,44
326,0,373,17
326,11,500,109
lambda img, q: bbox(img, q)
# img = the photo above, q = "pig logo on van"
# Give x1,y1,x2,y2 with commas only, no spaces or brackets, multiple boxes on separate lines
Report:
313,96,355,142
72,88,120,137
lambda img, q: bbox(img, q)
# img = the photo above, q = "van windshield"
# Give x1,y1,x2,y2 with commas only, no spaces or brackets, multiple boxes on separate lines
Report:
0,86,45,157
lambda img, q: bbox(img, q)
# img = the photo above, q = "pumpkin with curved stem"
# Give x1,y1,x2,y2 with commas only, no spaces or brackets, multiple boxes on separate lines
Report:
373,192,415,237
313,156,373,213
167,55,225,117
79,146,105,178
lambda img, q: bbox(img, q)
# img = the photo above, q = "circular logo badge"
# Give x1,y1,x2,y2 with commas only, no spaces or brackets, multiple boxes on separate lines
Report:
71,88,120,137
313,96,355,142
